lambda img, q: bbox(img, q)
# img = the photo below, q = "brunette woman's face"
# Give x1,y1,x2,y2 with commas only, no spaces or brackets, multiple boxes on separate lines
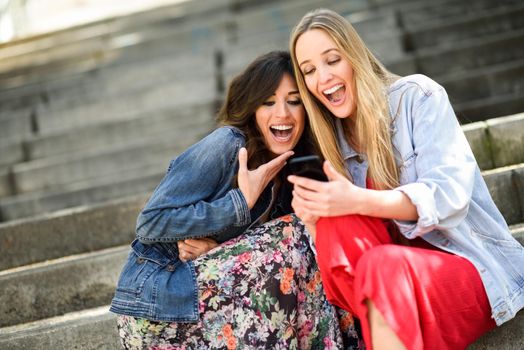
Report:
295,29,357,119
255,73,305,155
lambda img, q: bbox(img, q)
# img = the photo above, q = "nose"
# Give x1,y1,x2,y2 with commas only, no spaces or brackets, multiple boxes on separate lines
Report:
275,100,289,118
318,66,333,84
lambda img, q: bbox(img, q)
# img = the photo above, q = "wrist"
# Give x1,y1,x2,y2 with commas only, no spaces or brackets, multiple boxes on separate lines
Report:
353,186,370,216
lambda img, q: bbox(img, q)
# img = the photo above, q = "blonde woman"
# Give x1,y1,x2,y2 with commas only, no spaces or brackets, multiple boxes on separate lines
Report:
288,8,524,350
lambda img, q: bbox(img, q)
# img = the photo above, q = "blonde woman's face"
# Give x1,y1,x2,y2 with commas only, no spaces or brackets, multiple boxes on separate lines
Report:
255,73,305,155
295,29,357,119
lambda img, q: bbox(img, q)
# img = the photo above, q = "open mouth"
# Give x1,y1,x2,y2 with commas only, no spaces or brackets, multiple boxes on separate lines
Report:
323,84,345,103
270,124,294,142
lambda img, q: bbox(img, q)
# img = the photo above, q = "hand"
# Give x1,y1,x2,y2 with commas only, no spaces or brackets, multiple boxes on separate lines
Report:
288,160,363,218
177,238,218,262
238,147,294,209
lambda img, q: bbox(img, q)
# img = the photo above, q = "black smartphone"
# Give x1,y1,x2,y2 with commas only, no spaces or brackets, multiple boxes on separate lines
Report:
288,155,328,182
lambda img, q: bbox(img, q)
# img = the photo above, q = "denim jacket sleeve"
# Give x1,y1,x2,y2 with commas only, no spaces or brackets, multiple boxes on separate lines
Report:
136,127,251,243
392,77,477,238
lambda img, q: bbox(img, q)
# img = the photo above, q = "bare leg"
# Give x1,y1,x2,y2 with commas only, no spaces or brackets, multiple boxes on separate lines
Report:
367,299,406,350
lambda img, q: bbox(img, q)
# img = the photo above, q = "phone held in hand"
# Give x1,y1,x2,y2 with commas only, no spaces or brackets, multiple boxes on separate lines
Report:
288,155,328,182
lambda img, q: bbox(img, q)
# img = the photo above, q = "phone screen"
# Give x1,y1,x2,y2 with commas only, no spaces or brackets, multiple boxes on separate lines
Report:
288,155,328,182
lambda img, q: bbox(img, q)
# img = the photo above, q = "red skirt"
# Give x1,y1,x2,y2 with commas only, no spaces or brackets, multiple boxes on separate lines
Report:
315,214,496,350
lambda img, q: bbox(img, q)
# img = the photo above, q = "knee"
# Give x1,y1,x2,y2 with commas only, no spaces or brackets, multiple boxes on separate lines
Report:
355,245,411,284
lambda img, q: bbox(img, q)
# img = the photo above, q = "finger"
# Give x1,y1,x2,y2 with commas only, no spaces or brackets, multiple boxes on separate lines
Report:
292,190,325,216
288,175,325,192
178,249,192,262
292,184,323,202
178,241,201,256
185,238,218,252
323,160,346,181
182,239,206,249
238,147,248,173
262,151,294,172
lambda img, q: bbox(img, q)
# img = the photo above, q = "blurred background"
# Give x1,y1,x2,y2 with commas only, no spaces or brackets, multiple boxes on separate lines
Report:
0,0,523,348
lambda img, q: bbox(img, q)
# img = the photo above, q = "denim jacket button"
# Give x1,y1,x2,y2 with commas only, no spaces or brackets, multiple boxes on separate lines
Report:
166,264,176,272
136,257,145,264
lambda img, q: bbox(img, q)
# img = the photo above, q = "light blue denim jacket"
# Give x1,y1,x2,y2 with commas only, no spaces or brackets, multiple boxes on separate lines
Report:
335,74,524,326
110,126,290,321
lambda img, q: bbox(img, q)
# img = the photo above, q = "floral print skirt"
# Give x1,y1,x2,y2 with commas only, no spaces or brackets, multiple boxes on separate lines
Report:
117,214,364,349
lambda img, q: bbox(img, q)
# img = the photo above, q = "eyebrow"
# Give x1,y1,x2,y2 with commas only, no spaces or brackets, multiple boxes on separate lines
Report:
299,48,338,67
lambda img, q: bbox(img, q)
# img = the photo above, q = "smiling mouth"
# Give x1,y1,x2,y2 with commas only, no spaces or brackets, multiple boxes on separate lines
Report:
270,125,294,141
323,84,345,103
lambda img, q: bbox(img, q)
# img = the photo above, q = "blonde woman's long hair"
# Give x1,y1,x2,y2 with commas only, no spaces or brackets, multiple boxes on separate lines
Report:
290,8,399,190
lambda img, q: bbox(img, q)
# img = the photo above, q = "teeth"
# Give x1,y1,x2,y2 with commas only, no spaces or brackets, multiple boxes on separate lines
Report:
271,125,293,131
323,84,343,95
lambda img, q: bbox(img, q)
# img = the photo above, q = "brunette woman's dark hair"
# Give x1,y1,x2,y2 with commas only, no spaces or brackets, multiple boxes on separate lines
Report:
217,51,314,171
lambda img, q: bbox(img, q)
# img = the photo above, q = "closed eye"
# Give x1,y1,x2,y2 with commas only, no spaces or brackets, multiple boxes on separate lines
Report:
262,101,275,106
328,58,340,65
302,67,315,75
288,99,302,105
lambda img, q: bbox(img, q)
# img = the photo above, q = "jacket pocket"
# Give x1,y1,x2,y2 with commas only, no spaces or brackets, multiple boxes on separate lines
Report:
115,250,163,297
470,227,524,286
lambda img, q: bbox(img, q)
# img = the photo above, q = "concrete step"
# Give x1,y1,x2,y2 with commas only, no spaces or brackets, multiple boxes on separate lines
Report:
0,25,221,91
406,3,524,51
0,167,162,221
0,306,120,350
29,74,216,134
463,113,524,170
413,28,524,77
0,245,129,327
0,55,216,134
470,310,524,350
483,163,524,226
398,0,522,30
0,194,146,270
454,88,524,123
0,169,13,198
0,102,215,170
9,123,211,194
439,58,524,107
0,139,25,168
30,70,215,134
218,0,368,41
25,102,215,160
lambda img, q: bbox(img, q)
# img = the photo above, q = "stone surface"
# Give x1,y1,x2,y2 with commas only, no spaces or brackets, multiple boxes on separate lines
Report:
470,311,524,349
487,113,524,168
0,306,120,350
0,195,145,270
0,246,128,327
462,121,493,170
482,165,523,226
0,169,162,221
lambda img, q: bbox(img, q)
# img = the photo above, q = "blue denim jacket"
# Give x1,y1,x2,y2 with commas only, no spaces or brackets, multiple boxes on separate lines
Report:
335,74,524,326
110,126,291,321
